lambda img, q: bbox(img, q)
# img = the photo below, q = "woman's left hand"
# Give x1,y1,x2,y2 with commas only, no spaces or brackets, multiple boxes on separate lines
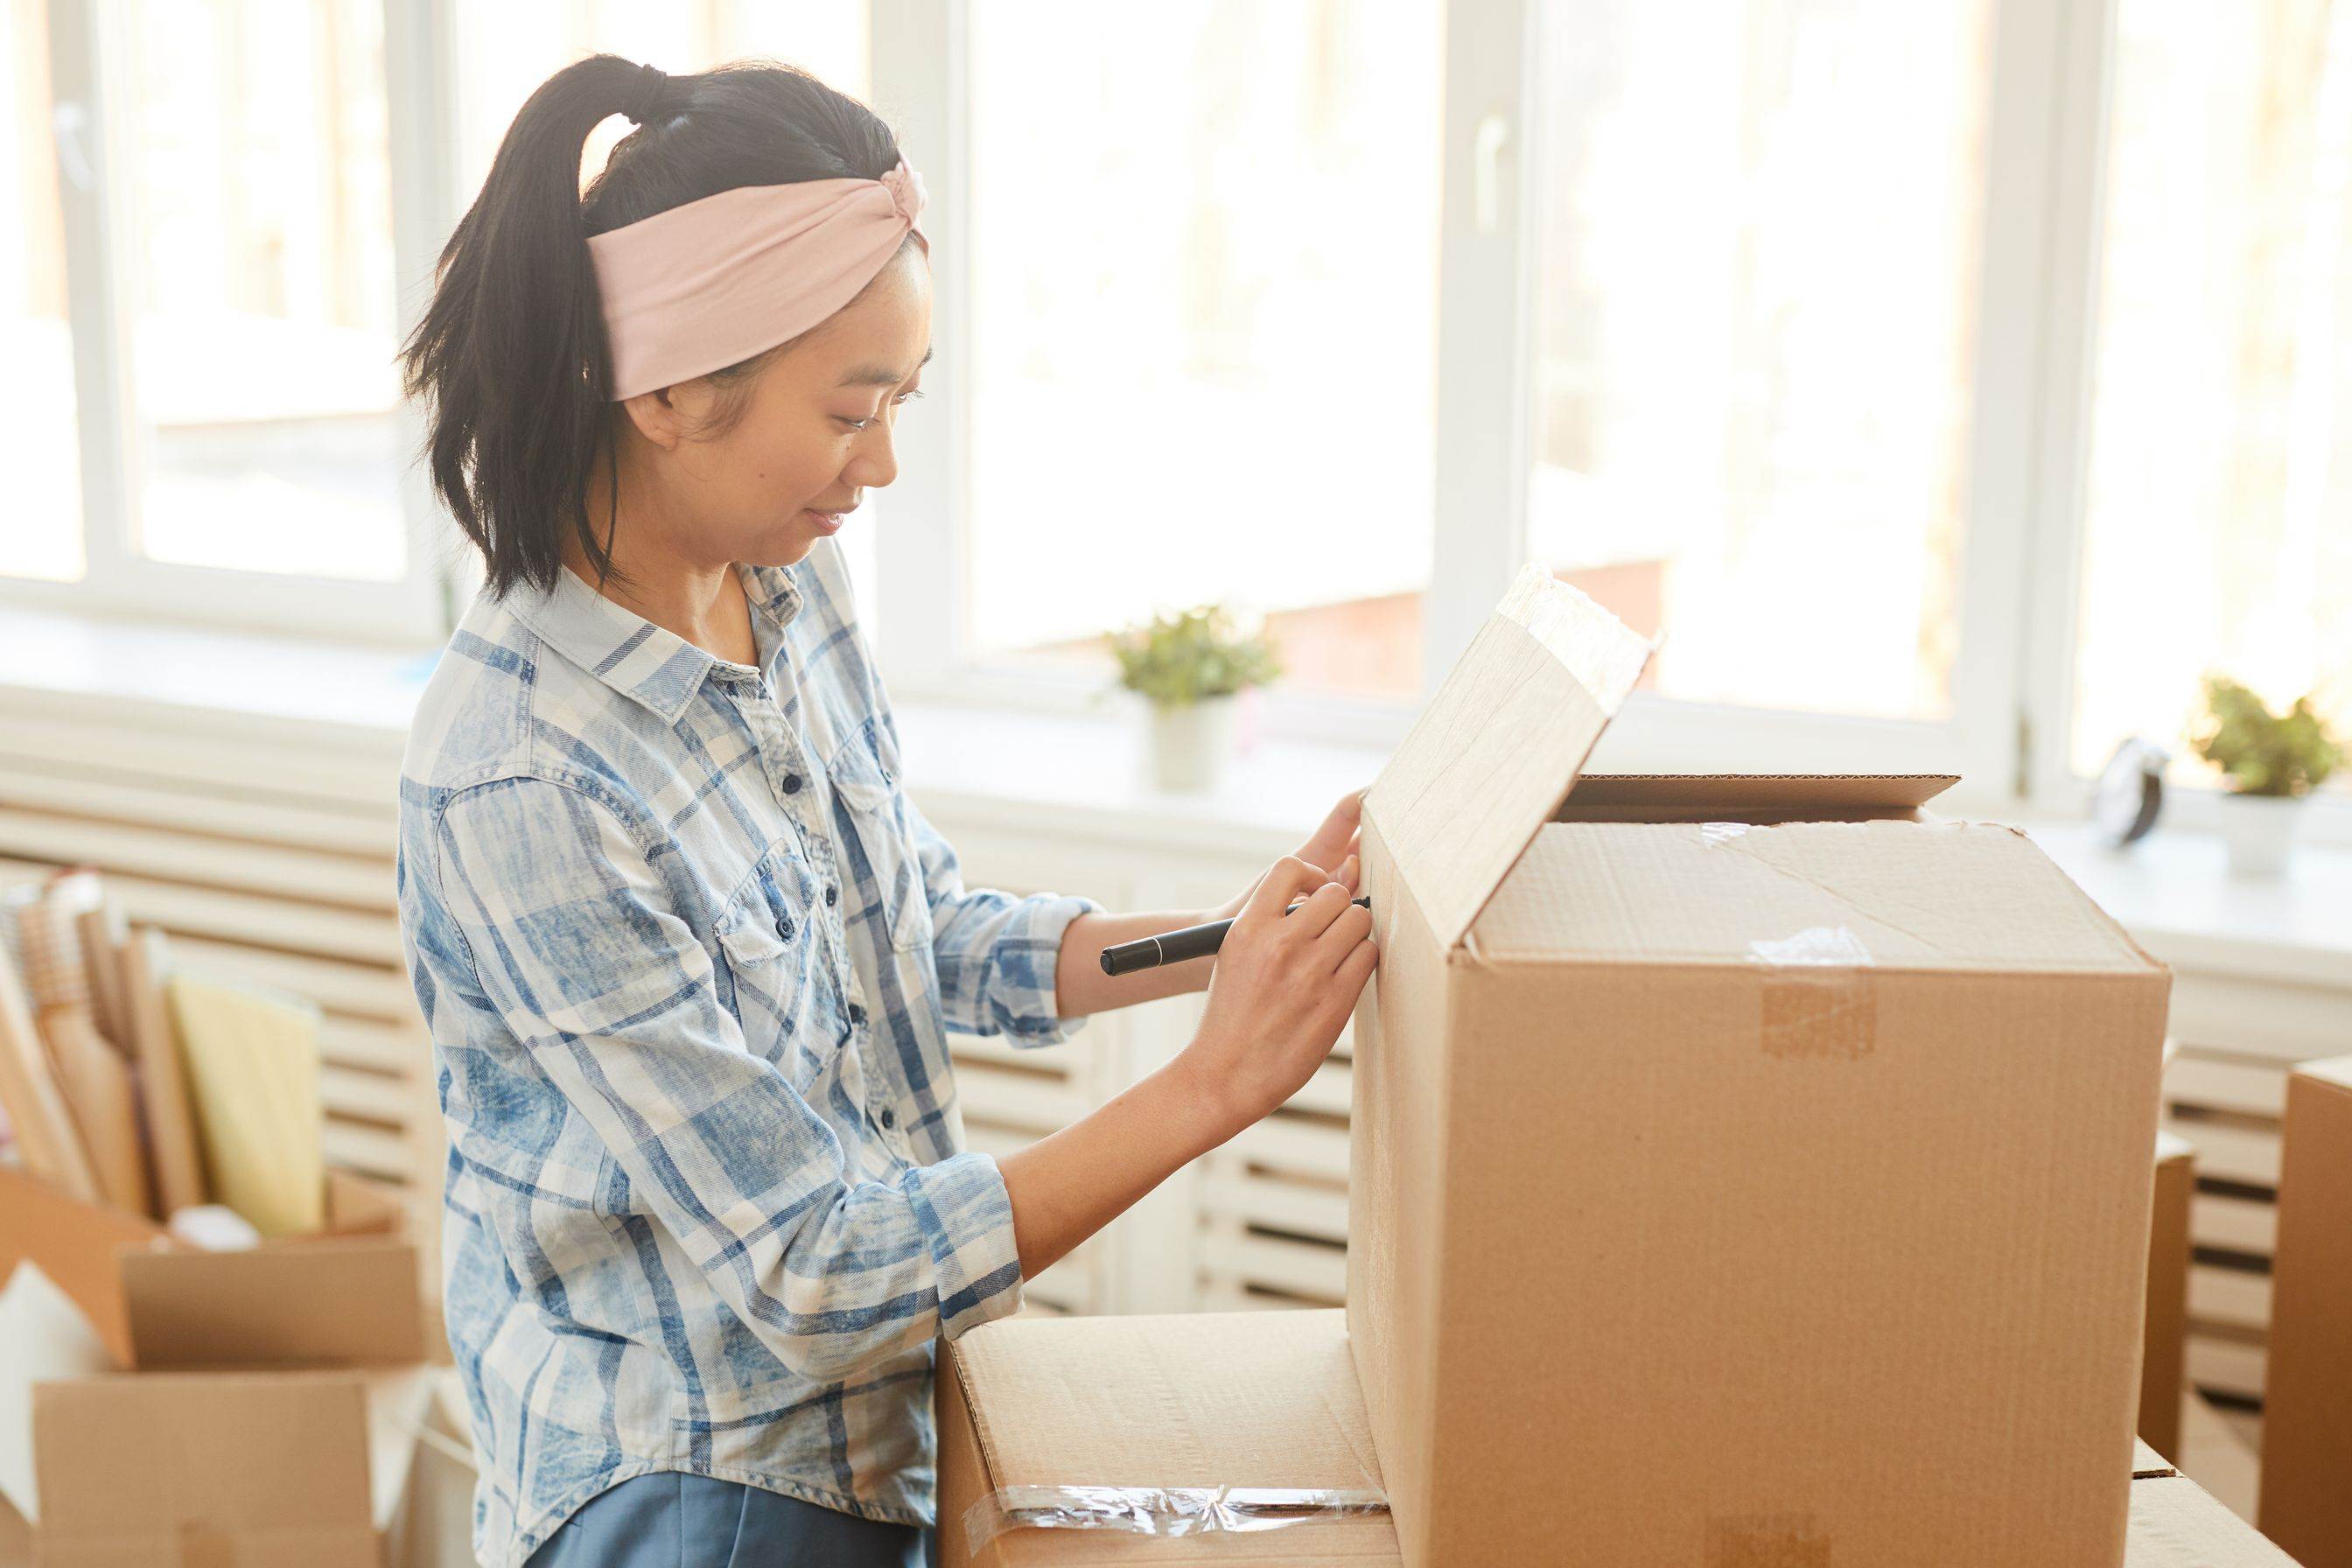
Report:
1211,787,1365,923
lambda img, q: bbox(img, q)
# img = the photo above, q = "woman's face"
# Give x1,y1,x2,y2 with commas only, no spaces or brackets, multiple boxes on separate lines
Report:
633,242,932,568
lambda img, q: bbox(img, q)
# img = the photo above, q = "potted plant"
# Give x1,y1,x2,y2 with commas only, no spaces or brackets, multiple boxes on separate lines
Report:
2188,674,2344,877
1107,602,1282,792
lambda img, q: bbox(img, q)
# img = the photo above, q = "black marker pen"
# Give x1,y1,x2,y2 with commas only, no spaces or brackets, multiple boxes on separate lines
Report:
1098,895,1371,976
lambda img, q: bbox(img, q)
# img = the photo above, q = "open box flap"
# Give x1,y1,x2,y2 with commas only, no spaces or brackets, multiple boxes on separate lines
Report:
1363,564,1654,954
1558,773,1959,821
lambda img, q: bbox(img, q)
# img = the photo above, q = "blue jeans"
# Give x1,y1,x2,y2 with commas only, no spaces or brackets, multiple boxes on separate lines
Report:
526,1472,935,1567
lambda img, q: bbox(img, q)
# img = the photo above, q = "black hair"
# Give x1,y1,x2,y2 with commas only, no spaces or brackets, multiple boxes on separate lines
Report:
401,55,912,600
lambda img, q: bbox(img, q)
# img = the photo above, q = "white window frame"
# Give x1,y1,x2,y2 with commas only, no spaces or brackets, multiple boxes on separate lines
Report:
8,0,2343,841
869,0,2349,841
2,0,459,647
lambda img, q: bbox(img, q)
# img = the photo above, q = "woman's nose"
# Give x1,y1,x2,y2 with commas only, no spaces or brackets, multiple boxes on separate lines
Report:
848,424,899,490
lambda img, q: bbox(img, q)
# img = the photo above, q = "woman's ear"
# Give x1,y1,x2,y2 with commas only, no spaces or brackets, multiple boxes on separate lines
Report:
619,385,690,450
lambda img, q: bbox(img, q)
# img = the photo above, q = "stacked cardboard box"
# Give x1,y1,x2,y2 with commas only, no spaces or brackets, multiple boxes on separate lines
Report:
2258,1055,2352,1567
0,1166,431,1564
945,567,2184,1565
938,1312,2300,1567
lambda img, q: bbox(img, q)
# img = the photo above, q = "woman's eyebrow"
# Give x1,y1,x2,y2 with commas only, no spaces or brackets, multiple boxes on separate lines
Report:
835,343,934,388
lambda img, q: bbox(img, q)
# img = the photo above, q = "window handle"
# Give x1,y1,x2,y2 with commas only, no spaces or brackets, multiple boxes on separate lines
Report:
1473,111,1511,234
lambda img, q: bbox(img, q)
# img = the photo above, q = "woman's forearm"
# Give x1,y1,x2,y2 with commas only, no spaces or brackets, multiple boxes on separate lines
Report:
1050,906,1220,1018
995,1054,1239,1278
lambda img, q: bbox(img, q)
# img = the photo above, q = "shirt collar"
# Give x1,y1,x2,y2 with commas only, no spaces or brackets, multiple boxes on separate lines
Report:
506,560,806,725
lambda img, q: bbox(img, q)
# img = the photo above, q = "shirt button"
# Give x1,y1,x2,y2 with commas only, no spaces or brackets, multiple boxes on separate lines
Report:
782,772,803,794
824,884,838,906
774,915,792,939
848,1002,865,1026
878,1106,896,1130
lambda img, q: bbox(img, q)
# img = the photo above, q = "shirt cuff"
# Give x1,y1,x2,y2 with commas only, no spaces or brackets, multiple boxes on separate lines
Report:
993,892,1106,1047
905,1150,1026,1340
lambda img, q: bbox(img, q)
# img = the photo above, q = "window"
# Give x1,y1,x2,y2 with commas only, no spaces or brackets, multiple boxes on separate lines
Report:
118,0,404,583
3,0,868,641
2,0,81,582
5,1,2344,829
1529,1,1991,723
959,0,1443,702
449,4,869,200
2069,0,2352,788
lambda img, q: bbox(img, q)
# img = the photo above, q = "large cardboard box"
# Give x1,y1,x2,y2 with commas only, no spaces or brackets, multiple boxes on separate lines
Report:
2258,1054,2352,1567
1342,568,2172,1564
937,1312,2295,1567
2139,1132,2194,1461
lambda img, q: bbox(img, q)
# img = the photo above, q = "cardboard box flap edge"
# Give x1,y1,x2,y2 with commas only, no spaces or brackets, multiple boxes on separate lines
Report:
1470,818,2169,975
1363,564,1656,953
1562,773,1960,817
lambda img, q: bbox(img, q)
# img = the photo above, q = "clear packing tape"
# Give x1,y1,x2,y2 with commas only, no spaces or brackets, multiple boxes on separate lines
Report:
1746,923,1877,1060
964,1485,1390,1558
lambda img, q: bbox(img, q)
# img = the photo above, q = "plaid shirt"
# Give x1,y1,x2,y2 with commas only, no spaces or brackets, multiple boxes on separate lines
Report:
395,539,1101,1567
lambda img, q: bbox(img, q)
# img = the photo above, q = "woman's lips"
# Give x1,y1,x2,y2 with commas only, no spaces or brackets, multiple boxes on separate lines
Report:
805,509,845,532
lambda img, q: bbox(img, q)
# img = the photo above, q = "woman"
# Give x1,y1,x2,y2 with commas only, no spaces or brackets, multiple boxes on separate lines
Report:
394,54,1376,1568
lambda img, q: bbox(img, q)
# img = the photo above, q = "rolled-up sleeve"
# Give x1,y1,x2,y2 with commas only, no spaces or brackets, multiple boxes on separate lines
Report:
431,774,1024,1377
900,786,1103,1047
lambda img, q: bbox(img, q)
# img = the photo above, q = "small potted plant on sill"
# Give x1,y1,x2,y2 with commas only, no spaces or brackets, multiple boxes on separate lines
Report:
2189,674,2344,878
1107,601,1282,793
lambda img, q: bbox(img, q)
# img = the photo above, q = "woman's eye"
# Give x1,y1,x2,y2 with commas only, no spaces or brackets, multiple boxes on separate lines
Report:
836,388,924,432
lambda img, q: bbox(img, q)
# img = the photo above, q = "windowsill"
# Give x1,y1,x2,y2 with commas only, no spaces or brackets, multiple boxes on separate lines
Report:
0,598,440,741
2,606,2346,978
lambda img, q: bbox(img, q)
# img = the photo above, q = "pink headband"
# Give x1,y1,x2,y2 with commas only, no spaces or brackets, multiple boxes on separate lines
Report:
586,158,928,401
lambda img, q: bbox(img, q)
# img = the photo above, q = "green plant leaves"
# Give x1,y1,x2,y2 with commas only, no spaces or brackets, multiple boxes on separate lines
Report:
2190,675,2344,797
1105,602,1284,706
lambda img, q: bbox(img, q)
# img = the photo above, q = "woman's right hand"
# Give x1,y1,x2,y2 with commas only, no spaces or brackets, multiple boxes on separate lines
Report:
1180,854,1378,1135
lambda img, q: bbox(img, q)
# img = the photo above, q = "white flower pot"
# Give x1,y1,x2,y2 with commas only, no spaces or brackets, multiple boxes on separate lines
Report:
1145,693,1240,793
2217,793,2303,878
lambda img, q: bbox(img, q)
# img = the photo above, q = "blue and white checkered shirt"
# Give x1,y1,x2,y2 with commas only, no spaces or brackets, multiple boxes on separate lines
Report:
395,538,1102,1566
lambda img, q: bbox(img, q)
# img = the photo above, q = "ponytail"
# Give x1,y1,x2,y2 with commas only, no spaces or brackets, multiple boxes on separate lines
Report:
401,55,907,601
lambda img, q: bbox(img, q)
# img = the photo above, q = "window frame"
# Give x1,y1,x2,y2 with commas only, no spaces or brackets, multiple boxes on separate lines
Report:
2,0,456,647
873,0,2348,841
867,0,2064,794
9,0,2345,840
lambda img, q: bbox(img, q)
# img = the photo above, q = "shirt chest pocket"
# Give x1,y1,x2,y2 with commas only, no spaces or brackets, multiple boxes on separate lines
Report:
714,844,827,1073
824,717,934,954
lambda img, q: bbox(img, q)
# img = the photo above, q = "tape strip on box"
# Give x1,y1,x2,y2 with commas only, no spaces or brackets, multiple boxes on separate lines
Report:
964,1485,1390,1558
1747,925,1876,1060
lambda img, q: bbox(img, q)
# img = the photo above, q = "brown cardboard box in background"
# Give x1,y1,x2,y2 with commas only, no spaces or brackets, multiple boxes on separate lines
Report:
0,1166,424,1371
1341,567,2172,1564
2258,1054,2352,1568
937,1312,2296,1568
0,1169,161,1368
2140,1131,2194,1461
0,1166,431,1563
17,1368,437,1567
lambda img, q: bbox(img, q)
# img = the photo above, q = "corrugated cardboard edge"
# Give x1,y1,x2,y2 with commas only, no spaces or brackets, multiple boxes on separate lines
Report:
940,1334,1004,1568
1564,774,1960,816
2258,1054,2352,1567
2139,1134,2194,1462
1970,822,2173,979
1348,808,1446,1568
